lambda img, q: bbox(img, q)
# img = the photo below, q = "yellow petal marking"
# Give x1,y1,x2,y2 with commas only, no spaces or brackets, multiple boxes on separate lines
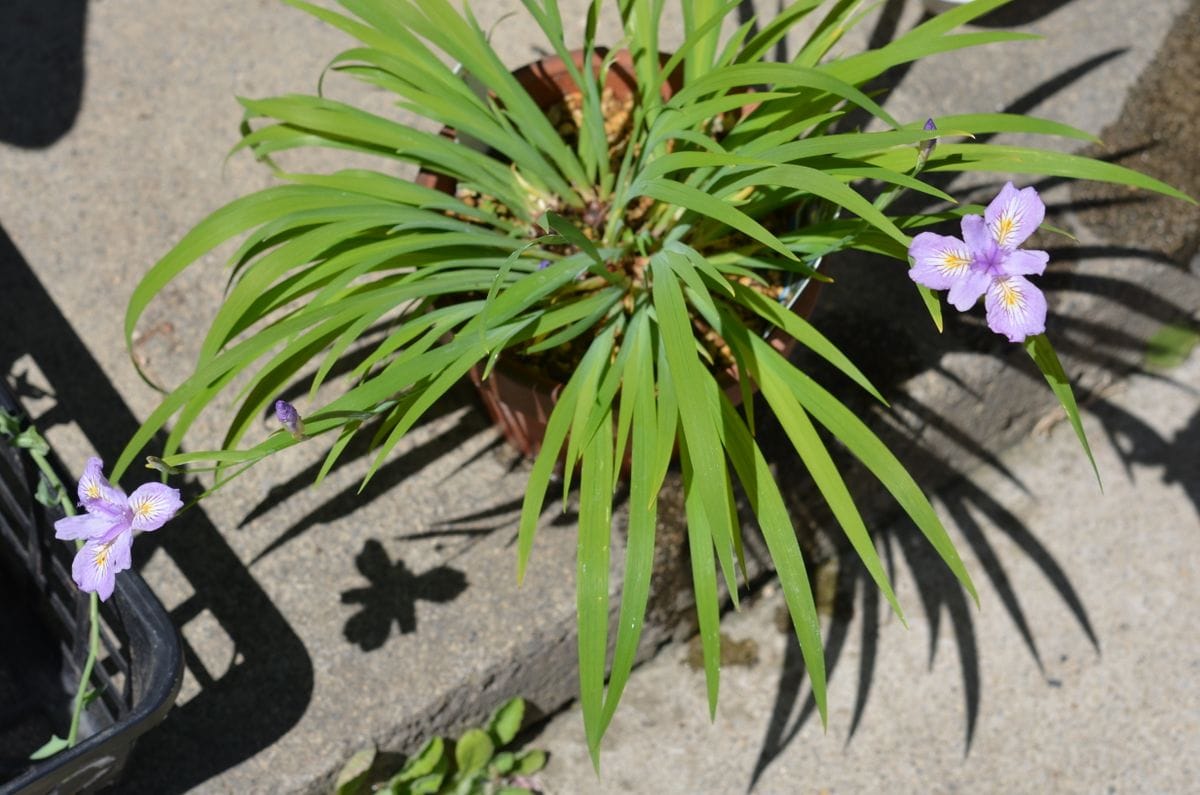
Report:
938,249,971,276
997,278,1025,315
94,541,113,572
994,207,1020,248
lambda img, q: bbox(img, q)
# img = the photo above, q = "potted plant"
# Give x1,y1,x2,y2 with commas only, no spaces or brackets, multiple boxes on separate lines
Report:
109,0,1189,765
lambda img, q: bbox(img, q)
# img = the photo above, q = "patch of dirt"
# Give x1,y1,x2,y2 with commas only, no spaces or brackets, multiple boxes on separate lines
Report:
1071,0,1200,266
686,632,760,670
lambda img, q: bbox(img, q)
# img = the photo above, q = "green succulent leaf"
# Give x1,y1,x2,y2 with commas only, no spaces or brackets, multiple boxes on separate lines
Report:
28,735,70,761
488,698,525,747
488,750,515,776
334,744,377,795
454,729,494,778
396,737,445,782
514,748,548,775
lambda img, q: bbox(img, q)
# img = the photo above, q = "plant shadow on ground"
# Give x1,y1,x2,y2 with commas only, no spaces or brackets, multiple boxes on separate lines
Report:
233,371,545,650
739,1,1200,787
746,377,1200,790
0,228,314,794
237,374,499,564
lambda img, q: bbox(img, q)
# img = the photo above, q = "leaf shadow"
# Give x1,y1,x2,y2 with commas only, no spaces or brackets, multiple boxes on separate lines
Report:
742,17,1197,775
744,248,1197,790
242,379,495,566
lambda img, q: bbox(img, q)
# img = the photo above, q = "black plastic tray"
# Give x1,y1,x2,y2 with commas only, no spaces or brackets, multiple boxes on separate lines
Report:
0,382,182,794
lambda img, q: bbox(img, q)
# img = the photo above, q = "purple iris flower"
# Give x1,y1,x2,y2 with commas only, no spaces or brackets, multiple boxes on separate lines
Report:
908,182,1049,343
917,118,938,169
275,398,306,440
53,457,182,601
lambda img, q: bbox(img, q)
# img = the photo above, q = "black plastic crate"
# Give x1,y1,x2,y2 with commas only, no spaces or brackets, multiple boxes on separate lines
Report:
0,382,182,794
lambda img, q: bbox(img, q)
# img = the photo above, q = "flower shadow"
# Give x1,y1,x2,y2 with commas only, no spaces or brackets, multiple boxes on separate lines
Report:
341,539,469,651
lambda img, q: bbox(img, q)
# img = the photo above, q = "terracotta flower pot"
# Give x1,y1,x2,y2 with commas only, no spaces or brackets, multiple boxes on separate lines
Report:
416,50,820,460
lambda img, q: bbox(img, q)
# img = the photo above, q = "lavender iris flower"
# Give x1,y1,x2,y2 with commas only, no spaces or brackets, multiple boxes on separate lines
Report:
275,398,306,440
54,457,182,600
916,118,938,170
908,182,1049,342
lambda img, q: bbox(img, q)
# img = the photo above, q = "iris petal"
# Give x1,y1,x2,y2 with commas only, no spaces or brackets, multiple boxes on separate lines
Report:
984,182,1045,249
54,511,122,541
999,248,1049,277
947,268,992,311
127,483,183,532
908,232,974,291
984,275,1047,342
71,531,133,602
77,457,127,516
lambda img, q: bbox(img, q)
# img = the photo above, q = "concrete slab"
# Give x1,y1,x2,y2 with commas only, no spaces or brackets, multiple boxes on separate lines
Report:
0,0,1195,792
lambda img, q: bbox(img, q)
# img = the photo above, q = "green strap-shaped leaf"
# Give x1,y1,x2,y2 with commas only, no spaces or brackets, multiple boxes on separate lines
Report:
1025,333,1101,488
578,404,614,769
760,337,979,604
666,62,899,130
600,312,661,735
728,281,886,403
680,0,729,83
678,437,723,719
709,163,911,246
126,186,384,383
914,143,1195,203
929,113,1098,143
735,0,824,65
721,312,905,625
632,179,798,262
826,27,1038,87
650,255,740,610
716,392,828,726
516,328,612,583
562,327,615,498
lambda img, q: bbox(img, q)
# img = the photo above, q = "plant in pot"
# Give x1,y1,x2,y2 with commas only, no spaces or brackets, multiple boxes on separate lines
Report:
109,0,1189,766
